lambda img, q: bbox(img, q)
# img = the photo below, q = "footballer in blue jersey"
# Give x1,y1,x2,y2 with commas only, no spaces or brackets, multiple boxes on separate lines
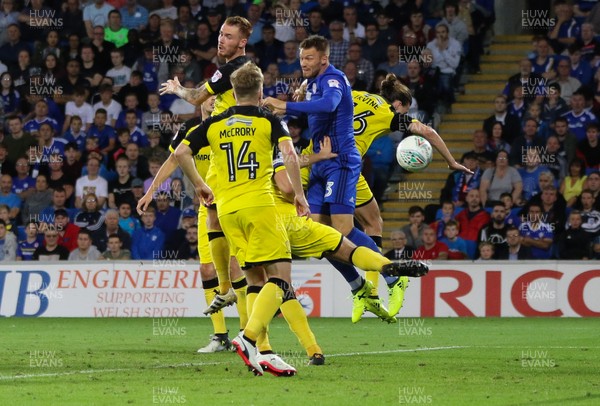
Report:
264,36,360,216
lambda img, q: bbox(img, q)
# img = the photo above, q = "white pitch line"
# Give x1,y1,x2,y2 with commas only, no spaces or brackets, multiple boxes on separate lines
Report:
470,345,600,349
328,345,470,357
0,346,469,381
0,361,231,381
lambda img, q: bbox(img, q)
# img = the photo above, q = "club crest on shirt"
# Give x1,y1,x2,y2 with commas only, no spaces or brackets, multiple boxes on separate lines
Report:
211,70,222,83
327,79,340,88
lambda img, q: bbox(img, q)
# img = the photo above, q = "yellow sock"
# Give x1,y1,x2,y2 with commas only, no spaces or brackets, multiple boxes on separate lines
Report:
257,326,272,353
203,278,227,334
365,271,380,296
247,290,258,317
243,281,284,342
280,299,322,357
246,286,272,352
367,235,383,295
232,276,248,330
208,232,232,294
351,246,391,273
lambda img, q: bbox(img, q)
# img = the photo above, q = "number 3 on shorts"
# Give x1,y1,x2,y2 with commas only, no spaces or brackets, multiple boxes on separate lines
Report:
324,181,334,198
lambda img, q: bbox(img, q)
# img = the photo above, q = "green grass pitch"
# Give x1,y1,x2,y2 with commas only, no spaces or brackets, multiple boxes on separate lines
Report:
0,318,598,405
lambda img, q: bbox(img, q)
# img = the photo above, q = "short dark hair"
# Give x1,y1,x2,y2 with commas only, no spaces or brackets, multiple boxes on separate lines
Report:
492,201,506,210
78,229,92,238
408,205,424,215
300,35,330,55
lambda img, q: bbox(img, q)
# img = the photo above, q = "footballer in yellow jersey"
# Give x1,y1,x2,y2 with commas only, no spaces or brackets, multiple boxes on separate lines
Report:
138,95,248,354
158,17,254,341
175,62,310,376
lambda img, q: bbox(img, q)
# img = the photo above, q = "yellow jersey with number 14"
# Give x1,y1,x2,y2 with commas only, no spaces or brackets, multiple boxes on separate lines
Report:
183,105,291,216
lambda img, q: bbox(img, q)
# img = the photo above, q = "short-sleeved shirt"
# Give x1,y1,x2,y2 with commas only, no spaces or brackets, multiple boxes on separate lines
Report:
204,55,250,115
83,3,114,27
170,116,212,179
415,241,449,260
65,101,94,125
75,175,108,200
481,167,522,202
183,105,291,216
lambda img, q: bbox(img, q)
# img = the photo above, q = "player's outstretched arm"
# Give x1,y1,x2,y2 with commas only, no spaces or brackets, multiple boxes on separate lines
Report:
408,121,473,174
262,97,287,112
136,154,179,215
159,77,212,107
278,139,309,216
174,143,214,206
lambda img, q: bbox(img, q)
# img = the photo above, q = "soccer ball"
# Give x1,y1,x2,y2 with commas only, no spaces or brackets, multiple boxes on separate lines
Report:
396,136,433,172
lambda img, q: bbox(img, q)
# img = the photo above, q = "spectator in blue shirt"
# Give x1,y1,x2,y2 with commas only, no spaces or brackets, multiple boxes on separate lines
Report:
548,0,580,54
131,206,165,260
562,91,597,143
567,44,593,86
519,203,554,259
530,37,557,81
23,99,60,136
154,191,182,242
89,109,117,154
120,0,149,31
16,220,43,261
0,174,21,221
278,40,302,78
63,115,88,152
518,148,551,201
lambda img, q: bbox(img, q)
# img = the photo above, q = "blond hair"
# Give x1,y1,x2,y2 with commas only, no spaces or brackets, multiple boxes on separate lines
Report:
230,62,264,99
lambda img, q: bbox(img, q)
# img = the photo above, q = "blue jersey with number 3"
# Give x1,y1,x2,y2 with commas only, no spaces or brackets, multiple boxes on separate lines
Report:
286,65,358,158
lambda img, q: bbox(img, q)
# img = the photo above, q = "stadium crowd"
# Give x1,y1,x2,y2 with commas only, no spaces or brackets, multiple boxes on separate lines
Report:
387,0,600,261
0,0,493,261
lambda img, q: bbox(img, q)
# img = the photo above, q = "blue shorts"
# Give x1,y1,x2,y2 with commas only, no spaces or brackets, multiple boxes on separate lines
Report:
307,153,361,216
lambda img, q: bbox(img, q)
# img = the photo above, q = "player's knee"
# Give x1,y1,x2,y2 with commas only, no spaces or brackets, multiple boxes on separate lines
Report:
207,209,221,230
329,238,354,262
244,267,266,286
200,263,216,279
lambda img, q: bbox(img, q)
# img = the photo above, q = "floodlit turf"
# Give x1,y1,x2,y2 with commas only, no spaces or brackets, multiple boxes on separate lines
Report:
0,318,599,405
